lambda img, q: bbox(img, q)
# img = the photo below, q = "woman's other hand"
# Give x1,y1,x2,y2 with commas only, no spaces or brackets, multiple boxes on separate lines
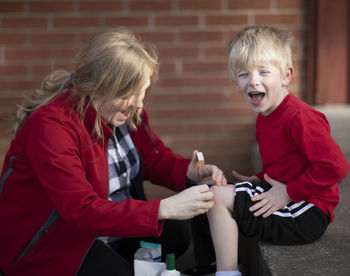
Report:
158,184,214,220
187,150,227,186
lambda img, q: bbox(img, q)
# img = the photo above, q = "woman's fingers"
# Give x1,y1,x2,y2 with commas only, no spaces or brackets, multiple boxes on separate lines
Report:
158,185,215,220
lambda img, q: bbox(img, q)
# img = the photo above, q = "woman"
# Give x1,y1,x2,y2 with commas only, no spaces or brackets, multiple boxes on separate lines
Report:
0,29,225,276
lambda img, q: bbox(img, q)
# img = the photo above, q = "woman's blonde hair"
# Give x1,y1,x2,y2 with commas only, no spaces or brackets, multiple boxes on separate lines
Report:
227,24,293,80
10,28,159,139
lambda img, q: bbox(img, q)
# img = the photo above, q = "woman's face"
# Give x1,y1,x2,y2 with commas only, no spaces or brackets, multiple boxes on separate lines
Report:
94,78,150,127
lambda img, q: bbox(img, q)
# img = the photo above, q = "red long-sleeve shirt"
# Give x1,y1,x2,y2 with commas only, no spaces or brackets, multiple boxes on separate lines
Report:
255,94,349,222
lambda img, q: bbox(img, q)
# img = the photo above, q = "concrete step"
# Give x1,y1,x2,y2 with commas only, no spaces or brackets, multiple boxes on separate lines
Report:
258,176,350,276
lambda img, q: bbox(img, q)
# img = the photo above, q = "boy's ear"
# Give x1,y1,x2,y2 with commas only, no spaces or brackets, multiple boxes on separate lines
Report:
282,67,293,87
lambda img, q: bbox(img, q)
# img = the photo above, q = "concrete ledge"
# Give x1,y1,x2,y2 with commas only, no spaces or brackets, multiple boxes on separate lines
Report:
257,176,350,276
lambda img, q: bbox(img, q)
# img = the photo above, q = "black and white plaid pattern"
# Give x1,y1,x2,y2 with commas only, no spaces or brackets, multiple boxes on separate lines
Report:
99,125,140,243
107,125,140,203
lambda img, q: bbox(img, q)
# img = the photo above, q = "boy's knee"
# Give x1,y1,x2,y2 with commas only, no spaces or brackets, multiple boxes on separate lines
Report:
210,185,235,210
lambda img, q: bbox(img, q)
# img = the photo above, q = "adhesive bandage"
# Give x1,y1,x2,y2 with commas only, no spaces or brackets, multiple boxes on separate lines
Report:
196,152,205,170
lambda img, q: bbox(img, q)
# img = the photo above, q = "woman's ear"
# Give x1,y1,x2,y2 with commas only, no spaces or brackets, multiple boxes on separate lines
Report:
282,67,293,87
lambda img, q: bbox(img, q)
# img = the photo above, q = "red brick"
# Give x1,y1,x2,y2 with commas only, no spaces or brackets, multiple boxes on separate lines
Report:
0,65,28,76
157,46,199,58
145,106,253,120
159,62,175,73
206,76,233,87
2,17,48,28
160,76,231,88
159,77,202,88
0,81,10,91
0,139,11,154
179,0,222,10
29,1,75,12
135,31,175,43
148,120,254,135
130,0,172,11
277,0,308,9
290,29,308,40
31,65,73,78
225,29,240,41
80,32,100,43
32,65,56,76
166,134,254,150
206,15,248,25
183,61,227,73
180,31,224,42
79,1,124,12
9,80,40,91
54,17,101,28
0,33,27,44
6,49,52,60
54,48,80,59
204,46,227,57
0,2,25,12
228,0,270,9
147,91,236,104
0,97,23,107
255,14,304,25
156,15,199,26
31,33,79,44
105,16,149,27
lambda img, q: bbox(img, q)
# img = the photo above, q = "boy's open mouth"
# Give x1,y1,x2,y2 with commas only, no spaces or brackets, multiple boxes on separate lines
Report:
248,92,265,105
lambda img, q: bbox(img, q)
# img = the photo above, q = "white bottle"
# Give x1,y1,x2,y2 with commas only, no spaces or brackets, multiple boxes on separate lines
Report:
160,253,180,276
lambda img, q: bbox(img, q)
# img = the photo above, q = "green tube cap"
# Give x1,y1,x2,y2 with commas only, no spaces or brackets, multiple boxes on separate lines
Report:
165,253,175,270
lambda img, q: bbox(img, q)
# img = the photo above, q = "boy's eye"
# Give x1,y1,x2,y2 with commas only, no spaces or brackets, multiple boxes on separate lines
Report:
260,70,270,75
238,72,248,78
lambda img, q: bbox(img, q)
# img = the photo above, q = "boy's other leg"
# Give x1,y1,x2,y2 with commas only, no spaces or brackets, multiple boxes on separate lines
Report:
207,185,239,271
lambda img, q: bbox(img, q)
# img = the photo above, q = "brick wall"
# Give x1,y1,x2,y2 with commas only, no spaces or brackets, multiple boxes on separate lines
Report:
0,0,309,178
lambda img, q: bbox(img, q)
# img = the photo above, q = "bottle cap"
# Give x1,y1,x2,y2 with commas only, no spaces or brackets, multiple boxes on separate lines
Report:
165,253,175,270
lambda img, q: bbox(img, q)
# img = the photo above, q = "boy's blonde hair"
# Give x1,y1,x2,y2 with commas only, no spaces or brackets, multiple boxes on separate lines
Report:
11,28,159,139
227,25,293,80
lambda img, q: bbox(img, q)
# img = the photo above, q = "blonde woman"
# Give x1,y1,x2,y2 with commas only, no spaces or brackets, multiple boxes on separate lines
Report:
0,29,226,276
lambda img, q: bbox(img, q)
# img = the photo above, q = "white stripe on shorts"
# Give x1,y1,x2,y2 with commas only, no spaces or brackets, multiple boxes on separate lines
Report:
274,202,314,218
234,181,314,218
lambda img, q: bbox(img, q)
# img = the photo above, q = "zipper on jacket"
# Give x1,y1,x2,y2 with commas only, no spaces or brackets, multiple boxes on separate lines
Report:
13,208,60,265
0,154,19,197
141,120,159,154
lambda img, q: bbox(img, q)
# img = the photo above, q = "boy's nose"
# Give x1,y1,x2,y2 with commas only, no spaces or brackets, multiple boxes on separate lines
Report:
248,72,260,87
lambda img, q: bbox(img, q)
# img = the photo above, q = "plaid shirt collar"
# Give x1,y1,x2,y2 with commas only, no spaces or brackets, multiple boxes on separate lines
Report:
107,125,140,202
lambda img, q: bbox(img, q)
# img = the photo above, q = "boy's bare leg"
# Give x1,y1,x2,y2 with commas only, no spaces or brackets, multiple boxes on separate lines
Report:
207,185,239,271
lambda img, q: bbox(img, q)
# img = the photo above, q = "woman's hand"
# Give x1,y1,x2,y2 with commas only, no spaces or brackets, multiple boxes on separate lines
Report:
231,170,260,184
249,174,292,218
187,150,227,186
158,184,214,220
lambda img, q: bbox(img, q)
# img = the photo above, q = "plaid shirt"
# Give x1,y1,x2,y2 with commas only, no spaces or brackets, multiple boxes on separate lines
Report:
107,125,140,203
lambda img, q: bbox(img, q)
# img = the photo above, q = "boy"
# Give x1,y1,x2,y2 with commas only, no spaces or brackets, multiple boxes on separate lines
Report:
206,25,349,276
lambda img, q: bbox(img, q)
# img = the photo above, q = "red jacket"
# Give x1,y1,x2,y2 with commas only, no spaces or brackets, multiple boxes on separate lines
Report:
0,91,190,276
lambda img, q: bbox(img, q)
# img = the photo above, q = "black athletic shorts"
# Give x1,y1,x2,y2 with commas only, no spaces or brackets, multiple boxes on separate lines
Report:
232,181,330,245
